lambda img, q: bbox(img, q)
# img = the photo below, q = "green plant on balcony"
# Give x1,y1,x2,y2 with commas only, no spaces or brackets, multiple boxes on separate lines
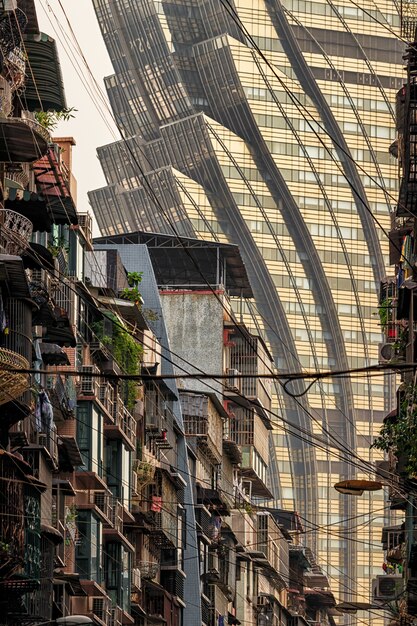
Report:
372,384,417,476
134,460,154,483
106,313,143,411
48,235,69,258
378,297,393,327
120,271,143,305
34,107,77,132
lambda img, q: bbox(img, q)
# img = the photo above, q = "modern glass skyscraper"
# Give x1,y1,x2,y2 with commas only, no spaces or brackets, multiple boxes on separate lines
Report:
89,0,404,618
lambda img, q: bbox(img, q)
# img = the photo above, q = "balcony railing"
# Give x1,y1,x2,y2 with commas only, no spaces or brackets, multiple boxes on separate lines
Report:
111,395,136,447
0,208,32,255
182,393,223,460
0,347,29,405
88,595,111,626
109,606,122,626
137,560,159,580
98,381,115,419
34,428,58,467
109,497,123,533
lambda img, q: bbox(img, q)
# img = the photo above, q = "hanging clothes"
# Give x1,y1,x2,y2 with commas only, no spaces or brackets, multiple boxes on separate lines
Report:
35,390,54,432
401,234,415,278
0,293,7,333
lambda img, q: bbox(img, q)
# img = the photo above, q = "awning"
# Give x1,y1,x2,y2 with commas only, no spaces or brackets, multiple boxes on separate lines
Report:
52,478,76,496
0,117,49,162
22,242,55,270
94,231,253,298
59,435,83,468
53,572,86,596
33,147,78,226
228,614,241,625
41,523,64,545
40,342,70,366
0,254,30,298
6,186,51,232
21,33,66,111
98,297,149,330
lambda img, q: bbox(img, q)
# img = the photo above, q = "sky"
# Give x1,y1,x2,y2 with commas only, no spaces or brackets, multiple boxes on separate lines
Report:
35,0,117,230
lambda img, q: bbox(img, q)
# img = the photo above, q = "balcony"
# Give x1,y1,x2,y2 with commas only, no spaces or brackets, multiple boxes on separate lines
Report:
0,347,29,406
224,325,273,410
132,460,155,486
181,392,223,462
106,396,136,450
46,374,75,420
76,489,113,524
231,510,256,551
195,504,220,542
98,381,115,422
103,499,134,552
0,208,32,255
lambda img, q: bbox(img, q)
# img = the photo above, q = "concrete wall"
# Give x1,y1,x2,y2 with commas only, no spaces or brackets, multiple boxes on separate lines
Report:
160,291,225,400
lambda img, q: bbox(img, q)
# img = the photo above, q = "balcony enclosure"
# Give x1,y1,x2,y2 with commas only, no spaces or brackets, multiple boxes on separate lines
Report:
0,296,32,407
181,392,223,462
225,325,272,410
230,406,271,498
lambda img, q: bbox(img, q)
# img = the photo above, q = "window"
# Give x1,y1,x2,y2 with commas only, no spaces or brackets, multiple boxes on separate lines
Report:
76,512,102,582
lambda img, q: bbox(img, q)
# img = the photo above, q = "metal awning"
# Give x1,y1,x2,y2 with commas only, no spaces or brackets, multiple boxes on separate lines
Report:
21,32,66,111
98,297,149,330
94,231,253,298
32,146,78,225
53,572,86,596
6,187,50,232
41,523,64,545
0,254,30,297
22,242,55,270
0,117,49,162
59,435,83,468
40,342,70,365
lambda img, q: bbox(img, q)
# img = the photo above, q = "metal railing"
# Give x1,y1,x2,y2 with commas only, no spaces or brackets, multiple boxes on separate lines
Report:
35,428,58,466
0,347,29,405
109,606,122,626
137,560,159,580
98,381,115,417
0,208,32,255
112,396,136,445
109,497,123,532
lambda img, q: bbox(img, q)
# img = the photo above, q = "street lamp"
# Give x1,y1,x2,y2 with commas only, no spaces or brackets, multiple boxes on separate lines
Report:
56,618,94,626
335,601,386,613
35,617,93,626
334,479,384,496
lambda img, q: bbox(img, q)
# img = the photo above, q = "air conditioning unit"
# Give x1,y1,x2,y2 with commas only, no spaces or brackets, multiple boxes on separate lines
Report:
80,365,99,395
90,597,110,625
379,342,396,364
208,550,220,575
372,575,403,601
226,368,241,392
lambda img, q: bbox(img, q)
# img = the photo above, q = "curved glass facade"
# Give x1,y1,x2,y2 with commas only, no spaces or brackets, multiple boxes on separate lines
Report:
89,0,403,619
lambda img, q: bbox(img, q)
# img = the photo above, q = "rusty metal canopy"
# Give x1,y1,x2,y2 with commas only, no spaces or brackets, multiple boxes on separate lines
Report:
0,117,49,162
94,231,253,298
